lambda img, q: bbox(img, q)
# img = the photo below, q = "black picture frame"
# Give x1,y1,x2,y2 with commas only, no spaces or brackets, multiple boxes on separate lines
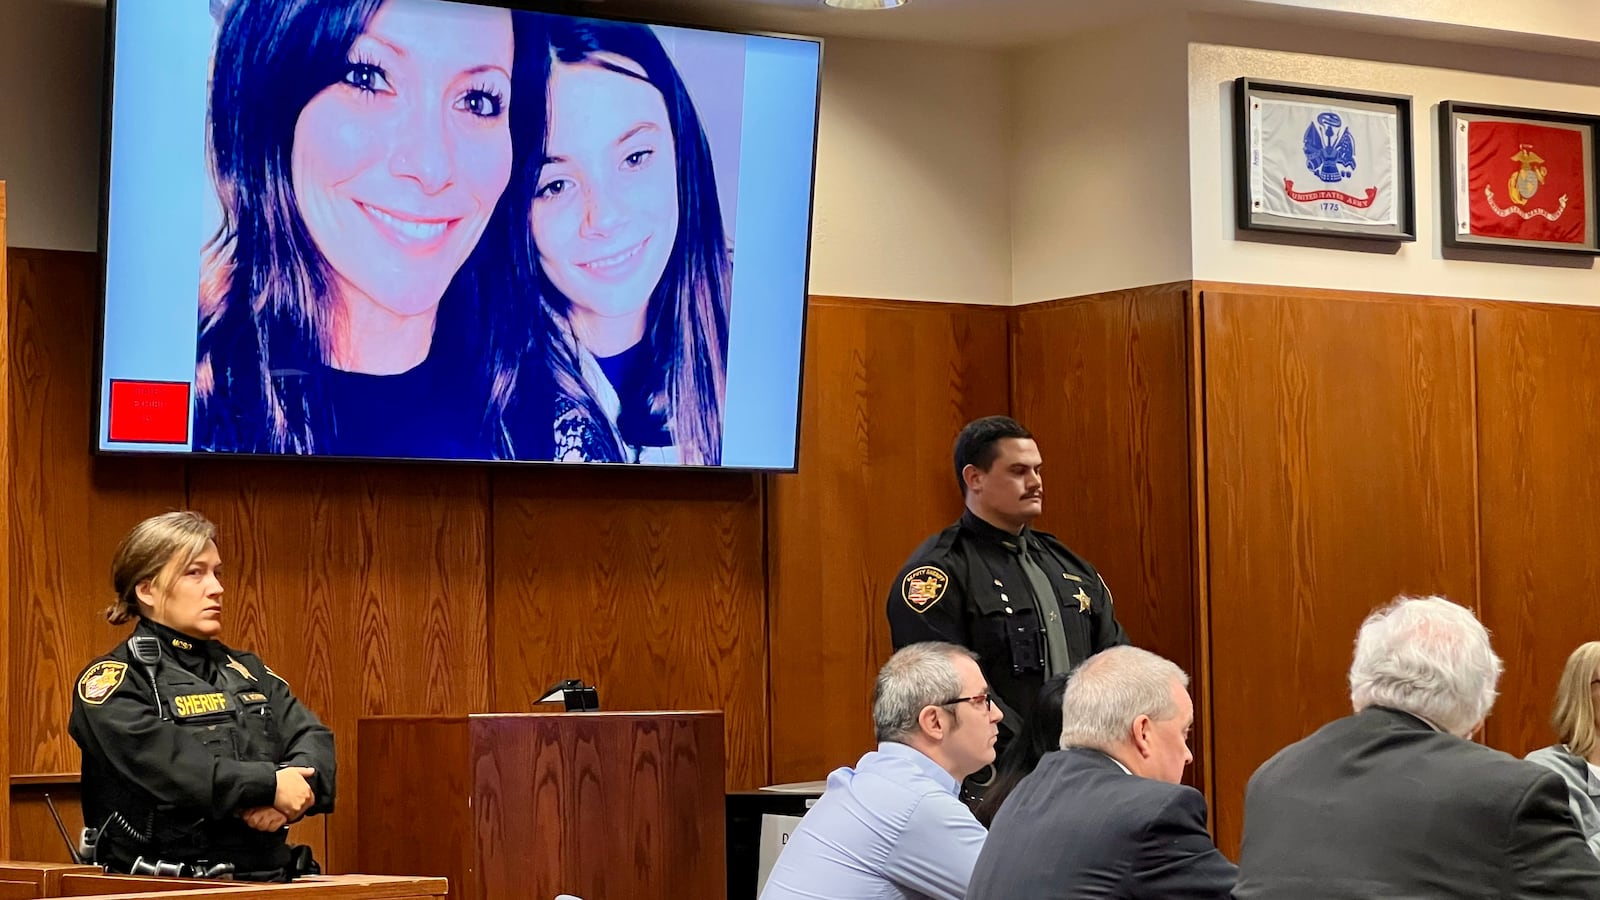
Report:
1438,100,1600,256
1233,77,1416,242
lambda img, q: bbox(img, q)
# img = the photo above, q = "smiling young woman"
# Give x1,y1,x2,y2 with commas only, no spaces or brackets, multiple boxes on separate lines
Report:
493,13,732,465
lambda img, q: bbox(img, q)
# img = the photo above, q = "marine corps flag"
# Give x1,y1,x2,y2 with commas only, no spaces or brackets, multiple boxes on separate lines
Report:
1461,118,1587,244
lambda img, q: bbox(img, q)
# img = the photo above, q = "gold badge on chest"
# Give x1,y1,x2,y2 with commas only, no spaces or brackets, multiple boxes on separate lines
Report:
225,656,257,681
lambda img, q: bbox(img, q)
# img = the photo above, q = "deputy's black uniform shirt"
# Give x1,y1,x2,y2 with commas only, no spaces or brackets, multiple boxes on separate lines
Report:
887,511,1129,743
68,619,336,877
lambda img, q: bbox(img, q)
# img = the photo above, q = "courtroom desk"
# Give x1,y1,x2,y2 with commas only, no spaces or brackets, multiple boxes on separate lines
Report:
0,862,100,898
724,788,821,900
359,711,725,900
0,867,442,900
59,874,444,899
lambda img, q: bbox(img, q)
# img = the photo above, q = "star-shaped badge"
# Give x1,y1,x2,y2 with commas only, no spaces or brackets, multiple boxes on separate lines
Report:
225,656,257,681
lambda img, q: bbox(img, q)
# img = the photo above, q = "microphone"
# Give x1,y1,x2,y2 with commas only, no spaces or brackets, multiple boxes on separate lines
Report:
536,679,600,712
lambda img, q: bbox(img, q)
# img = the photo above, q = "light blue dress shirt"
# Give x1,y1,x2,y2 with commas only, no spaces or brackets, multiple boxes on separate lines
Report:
759,742,988,900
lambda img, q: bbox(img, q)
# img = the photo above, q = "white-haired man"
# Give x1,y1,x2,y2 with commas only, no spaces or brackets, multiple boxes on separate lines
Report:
965,645,1236,899
761,642,1001,900
1235,595,1600,899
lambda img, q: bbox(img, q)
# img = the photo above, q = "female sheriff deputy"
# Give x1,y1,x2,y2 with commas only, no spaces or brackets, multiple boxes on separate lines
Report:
68,511,335,881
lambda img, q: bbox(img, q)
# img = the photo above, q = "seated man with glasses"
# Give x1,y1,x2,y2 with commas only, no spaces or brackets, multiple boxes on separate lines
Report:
761,642,1001,900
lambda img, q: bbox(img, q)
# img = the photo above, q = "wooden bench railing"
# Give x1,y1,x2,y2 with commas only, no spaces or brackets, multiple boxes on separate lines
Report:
0,865,444,900
0,864,101,899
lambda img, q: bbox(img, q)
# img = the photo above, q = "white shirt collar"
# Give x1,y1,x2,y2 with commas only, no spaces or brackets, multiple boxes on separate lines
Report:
1071,746,1134,775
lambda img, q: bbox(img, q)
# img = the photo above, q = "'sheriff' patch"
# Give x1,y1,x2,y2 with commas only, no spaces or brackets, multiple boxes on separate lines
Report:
172,692,232,719
902,566,950,613
77,661,128,705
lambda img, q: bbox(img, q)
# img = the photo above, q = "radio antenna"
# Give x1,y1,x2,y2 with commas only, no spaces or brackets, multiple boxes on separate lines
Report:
44,794,85,865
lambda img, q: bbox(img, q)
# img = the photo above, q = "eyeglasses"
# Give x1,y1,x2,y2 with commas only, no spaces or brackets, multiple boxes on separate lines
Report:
935,692,992,712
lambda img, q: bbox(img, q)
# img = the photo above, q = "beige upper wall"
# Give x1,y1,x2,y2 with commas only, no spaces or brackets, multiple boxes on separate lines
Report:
808,38,1012,304
9,1,1600,306
1237,0,1600,50
1010,21,1192,304
1188,24,1600,304
0,0,105,253
0,2,1018,304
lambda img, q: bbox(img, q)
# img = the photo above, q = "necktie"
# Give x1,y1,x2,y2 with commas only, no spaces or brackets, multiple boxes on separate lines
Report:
1017,534,1072,676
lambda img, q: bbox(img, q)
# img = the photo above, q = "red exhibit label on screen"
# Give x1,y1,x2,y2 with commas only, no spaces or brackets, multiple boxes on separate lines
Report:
107,380,191,444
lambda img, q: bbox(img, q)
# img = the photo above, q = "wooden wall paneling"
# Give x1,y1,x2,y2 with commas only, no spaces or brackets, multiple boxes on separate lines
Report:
1201,290,1478,857
1009,285,1200,784
1,184,9,858
1186,289,1218,807
1475,304,1600,757
187,462,491,872
765,298,1010,783
7,249,186,783
489,468,768,789
8,783,82,863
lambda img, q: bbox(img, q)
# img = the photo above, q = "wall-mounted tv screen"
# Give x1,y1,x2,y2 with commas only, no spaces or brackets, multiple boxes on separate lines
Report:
96,0,821,469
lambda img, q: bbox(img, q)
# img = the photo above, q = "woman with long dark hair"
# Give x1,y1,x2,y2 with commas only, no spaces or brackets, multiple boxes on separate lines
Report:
501,14,730,464
196,0,524,458
973,673,1070,827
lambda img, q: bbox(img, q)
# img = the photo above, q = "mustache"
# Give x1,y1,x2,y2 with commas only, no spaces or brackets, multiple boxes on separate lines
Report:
1021,490,1043,500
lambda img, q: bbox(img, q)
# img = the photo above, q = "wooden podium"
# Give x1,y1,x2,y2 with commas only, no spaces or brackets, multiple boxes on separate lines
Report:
357,712,726,900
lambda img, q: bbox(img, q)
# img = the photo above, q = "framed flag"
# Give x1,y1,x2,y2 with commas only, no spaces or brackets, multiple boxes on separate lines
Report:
1234,78,1416,241
1439,101,1600,255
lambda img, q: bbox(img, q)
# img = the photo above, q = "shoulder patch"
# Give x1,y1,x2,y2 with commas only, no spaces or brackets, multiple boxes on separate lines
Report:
902,565,949,613
77,661,129,705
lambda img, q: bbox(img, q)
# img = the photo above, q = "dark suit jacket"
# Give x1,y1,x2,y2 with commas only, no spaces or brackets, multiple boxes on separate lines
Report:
966,747,1237,899
1236,706,1600,899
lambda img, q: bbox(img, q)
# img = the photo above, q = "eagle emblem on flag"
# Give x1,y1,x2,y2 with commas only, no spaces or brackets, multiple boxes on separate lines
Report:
1507,144,1548,205
1303,112,1357,183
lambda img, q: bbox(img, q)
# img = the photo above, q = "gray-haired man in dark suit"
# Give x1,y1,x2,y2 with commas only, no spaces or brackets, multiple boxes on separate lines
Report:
1236,595,1600,899
966,646,1236,899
